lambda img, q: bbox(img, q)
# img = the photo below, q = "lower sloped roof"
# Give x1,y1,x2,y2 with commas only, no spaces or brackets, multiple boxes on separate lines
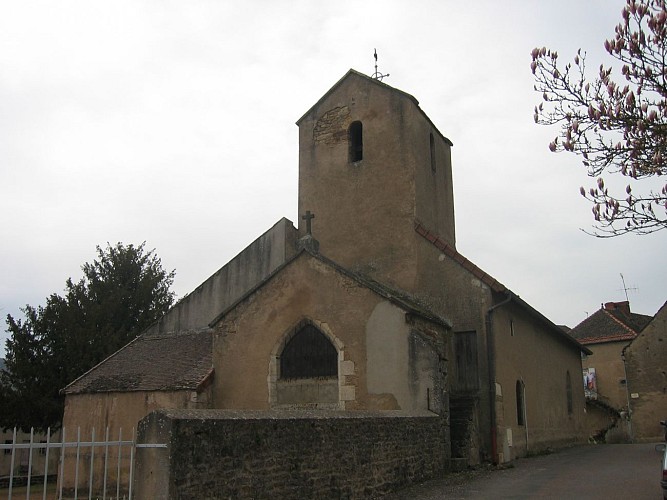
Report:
63,330,212,395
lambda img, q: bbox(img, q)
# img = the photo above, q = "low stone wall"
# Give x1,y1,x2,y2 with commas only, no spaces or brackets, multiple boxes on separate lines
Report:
134,409,449,499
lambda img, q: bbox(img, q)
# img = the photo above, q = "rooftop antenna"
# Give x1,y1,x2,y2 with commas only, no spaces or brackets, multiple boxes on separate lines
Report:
372,49,390,81
618,273,638,302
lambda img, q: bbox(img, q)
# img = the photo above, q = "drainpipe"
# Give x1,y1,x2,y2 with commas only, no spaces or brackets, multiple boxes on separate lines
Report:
486,292,513,464
621,345,634,442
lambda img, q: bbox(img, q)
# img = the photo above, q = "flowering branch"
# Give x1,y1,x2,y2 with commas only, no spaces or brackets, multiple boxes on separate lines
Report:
532,0,667,236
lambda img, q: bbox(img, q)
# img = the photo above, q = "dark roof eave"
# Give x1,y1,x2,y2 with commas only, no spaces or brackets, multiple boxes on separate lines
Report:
66,385,207,396
579,333,636,345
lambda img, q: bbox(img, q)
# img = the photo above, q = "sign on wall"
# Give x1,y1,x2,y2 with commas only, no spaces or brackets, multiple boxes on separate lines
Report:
583,367,597,400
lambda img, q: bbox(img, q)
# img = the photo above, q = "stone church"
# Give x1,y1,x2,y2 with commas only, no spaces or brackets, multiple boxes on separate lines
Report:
63,69,589,468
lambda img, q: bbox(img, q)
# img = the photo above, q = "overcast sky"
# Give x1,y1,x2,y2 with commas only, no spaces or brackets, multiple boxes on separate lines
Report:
1,1,665,357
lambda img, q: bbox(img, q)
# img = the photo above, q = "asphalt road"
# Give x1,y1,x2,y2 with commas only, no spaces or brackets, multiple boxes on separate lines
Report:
385,443,664,500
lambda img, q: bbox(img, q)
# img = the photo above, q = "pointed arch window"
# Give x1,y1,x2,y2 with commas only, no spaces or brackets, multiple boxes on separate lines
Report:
280,324,338,379
349,121,363,163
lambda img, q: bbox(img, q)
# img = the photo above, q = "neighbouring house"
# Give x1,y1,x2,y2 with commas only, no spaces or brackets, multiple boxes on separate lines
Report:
568,301,656,442
0,428,60,482
61,69,590,492
622,301,667,441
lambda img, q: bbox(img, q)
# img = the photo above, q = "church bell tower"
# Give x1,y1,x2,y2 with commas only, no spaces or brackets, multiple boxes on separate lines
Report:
296,70,455,291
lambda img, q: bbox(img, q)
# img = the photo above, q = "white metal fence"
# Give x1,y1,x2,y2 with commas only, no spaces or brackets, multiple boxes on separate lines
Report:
0,427,165,500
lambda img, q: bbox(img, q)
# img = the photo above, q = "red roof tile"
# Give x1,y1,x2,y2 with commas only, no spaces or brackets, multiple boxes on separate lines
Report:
568,306,652,344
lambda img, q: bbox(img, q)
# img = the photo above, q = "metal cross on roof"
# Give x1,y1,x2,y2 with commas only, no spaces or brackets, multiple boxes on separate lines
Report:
372,48,390,81
302,210,315,235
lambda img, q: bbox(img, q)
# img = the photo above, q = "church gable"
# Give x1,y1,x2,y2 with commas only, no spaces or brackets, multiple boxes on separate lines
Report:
210,249,450,412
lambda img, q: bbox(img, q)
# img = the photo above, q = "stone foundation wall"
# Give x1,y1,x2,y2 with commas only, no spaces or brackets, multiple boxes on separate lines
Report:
134,409,449,499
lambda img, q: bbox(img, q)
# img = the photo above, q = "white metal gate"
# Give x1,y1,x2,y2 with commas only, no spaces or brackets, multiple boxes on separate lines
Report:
0,427,165,500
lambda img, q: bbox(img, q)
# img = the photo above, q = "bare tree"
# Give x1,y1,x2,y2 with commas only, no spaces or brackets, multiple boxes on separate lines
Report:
532,0,667,236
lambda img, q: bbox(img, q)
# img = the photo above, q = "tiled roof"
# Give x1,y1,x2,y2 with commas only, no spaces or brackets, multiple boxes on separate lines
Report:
63,330,213,394
568,308,652,345
414,220,507,293
609,308,653,332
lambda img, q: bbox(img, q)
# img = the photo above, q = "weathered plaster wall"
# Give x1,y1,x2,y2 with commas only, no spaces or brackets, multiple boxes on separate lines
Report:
582,341,629,409
624,301,667,441
134,409,449,500
60,388,211,494
213,253,447,413
492,304,587,460
366,301,445,413
144,218,297,335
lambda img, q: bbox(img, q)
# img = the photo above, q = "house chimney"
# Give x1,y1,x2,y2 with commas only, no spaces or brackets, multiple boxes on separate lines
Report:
604,301,631,315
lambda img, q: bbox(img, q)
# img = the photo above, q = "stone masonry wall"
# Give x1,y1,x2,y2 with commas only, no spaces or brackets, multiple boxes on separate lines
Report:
134,409,449,499
624,301,667,441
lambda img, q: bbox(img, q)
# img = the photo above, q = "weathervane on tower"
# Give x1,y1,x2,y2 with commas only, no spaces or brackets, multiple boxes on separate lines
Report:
372,49,390,81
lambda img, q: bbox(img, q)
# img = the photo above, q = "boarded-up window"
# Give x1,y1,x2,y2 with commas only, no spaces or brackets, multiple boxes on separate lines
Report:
280,324,337,379
453,331,479,392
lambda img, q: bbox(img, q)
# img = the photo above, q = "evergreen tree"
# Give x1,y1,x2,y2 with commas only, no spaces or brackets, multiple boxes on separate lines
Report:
0,243,175,431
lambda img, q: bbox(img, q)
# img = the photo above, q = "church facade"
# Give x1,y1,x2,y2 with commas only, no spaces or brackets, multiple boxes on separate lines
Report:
63,70,589,473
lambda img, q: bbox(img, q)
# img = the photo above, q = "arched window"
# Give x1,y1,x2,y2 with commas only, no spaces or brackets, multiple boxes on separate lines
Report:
516,380,525,426
566,371,573,415
429,133,436,173
280,324,337,379
349,121,363,163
